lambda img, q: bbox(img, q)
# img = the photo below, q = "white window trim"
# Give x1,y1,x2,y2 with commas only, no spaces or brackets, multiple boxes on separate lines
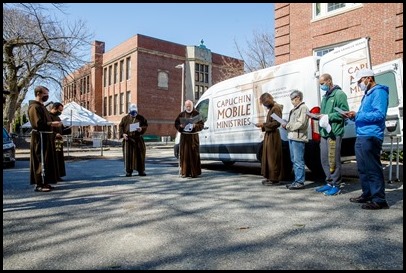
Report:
312,3,363,22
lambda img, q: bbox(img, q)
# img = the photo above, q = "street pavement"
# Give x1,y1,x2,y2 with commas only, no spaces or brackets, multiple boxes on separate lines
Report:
3,144,403,270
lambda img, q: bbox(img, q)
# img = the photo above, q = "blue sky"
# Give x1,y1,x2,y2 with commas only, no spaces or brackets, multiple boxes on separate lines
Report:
25,3,275,103
65,3,275,59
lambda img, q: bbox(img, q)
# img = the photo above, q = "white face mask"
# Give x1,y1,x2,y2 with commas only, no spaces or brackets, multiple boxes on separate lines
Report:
358,80,369,92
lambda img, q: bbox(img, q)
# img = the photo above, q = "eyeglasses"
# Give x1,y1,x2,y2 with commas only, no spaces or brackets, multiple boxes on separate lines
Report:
291,96,298,101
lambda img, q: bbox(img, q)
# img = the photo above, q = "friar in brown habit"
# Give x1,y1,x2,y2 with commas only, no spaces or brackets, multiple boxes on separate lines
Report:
119,103,148,177
49,102,72,181
174,100,204,178
255,92,284,185
28,86,62,192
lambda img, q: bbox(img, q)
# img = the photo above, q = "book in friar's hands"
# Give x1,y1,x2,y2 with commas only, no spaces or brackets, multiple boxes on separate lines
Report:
179,114,202,126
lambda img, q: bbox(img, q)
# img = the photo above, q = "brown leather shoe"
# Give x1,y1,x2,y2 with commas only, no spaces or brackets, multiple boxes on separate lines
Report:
349,195,372,203
361,202,390,210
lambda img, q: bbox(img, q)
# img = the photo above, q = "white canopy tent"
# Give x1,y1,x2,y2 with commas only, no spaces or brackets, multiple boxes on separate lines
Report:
22,101,114,155
22,101,113,128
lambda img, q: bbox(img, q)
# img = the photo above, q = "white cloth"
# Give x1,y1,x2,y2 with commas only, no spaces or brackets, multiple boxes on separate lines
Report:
319,115,331,133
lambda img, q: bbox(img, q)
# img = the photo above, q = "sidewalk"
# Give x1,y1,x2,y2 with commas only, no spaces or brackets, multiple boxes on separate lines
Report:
15,141,174,160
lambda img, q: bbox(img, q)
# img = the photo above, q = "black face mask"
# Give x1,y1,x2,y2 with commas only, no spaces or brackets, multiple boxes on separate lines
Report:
56,111,62,116
41,96,49,102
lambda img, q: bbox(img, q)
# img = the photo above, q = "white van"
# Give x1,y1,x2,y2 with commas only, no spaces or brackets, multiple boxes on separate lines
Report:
174,37,403,176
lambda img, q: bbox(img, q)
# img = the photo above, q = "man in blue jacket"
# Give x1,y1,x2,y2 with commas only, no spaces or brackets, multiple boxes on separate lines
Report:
345,68,390,210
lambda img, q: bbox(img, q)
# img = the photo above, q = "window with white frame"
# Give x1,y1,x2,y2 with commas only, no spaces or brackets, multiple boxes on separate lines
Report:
314,40,350,57
313,3,361,19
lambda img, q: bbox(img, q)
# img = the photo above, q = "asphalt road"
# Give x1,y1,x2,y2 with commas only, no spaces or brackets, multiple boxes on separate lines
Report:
3,145,403,270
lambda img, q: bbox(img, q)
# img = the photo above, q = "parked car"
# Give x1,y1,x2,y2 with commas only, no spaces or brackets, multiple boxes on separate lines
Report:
3,127,16,168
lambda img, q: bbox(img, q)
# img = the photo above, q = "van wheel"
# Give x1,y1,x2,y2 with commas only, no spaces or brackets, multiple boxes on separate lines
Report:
222,161,235,166
305,141,325,181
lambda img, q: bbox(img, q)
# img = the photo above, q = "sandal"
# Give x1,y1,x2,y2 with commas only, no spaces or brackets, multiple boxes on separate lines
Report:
35,186,51,192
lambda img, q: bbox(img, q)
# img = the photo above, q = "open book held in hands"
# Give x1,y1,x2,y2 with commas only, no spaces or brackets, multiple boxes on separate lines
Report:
179,114,202,126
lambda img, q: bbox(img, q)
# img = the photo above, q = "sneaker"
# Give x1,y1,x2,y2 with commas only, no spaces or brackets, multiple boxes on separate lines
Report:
323,186,341,196
315,184,332,193
286,182,305,190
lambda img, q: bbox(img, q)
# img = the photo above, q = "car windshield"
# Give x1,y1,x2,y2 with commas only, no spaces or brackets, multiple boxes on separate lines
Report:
3,128,11,141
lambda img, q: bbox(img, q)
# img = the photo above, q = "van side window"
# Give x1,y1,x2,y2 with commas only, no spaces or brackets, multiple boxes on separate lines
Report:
376,72,399,108
196,99,209,123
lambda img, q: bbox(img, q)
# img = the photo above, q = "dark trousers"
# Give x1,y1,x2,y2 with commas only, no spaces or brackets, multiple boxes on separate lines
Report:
355,136,386,203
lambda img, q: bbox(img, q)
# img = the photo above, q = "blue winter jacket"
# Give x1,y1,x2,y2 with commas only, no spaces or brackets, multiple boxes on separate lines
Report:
355,84,389,140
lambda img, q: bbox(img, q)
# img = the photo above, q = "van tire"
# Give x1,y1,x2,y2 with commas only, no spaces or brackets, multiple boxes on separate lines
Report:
222,161,235,166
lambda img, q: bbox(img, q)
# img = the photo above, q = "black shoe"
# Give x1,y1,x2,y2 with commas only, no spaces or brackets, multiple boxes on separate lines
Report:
139,172,146,176
125,173,132,177
57,177,64,182
361,201,390,210
349,195,372,203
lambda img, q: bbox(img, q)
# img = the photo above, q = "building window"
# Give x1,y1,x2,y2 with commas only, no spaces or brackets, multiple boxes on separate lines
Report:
314,40,350,57
114,94,118,115
119,93,124,114
157,71,169,89
108,66,112,86
194,63,209,100
120,60,124,82
103,97,107,116
126,91,131,113
126,57,131,80
195,85,208,101
108,95,112,116
103,68,107,87
313,3,361,19
114,63,118,84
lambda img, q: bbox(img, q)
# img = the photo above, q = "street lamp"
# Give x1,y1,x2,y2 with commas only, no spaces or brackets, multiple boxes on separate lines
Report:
175,63,185,111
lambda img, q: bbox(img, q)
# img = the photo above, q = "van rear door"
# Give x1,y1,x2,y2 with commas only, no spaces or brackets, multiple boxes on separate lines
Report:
373,58,403,151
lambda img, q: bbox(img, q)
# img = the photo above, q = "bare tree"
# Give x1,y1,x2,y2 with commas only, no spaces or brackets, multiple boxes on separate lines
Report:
234,30,275,73
3,3,93,132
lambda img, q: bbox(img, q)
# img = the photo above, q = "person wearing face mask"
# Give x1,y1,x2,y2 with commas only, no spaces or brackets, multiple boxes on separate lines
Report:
174,100,204,178
282,90,309,190
49,102,71,181
28,86,62,192
119,103,148,177
313,73,349,196
255,92,284,186
344,68,390,210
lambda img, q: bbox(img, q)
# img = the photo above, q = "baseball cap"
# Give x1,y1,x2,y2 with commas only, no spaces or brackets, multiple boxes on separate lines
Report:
129,104,137,112
353,68,374,83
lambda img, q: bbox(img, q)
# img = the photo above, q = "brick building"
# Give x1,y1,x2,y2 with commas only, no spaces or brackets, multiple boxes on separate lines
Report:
275,3,403,65
62,34,243,140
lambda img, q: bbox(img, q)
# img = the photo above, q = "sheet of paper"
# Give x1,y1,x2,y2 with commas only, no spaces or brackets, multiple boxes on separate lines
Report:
129,122,140,132
334,107,348,115
271,113,287,126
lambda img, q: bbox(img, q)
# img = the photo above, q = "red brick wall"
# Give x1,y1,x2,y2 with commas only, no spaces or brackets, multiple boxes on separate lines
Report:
275,3,403,66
